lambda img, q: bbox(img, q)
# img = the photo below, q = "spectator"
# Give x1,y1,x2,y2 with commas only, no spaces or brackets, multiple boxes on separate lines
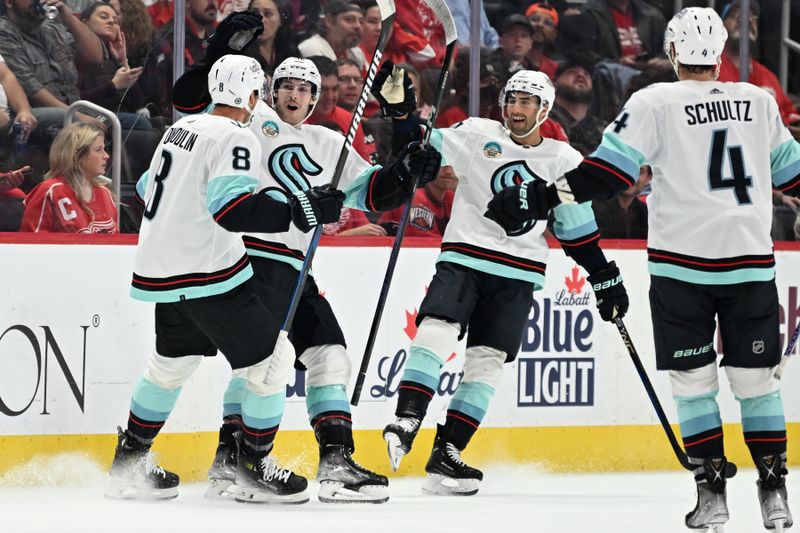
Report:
438,47,502,127
20,123,117,233
445,0,499,49
491,14,536,78
772,190,800,241
298,1,366,71
0,53,37,148
243,0,298,75
117,0,156,70
336,58,362,111
358,0,382,59
306,55,377,163
524,2,559,80
0,165,28,231
378,165,457,238
549,56,607,155
591,164,651,239
717,0,800,136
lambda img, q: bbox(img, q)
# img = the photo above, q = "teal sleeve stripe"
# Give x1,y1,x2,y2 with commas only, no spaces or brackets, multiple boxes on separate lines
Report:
130,376,181,416
593,133,645,179
451,381,495,411
130,266,253,302
648,262,775,285
343,164,381,210
207,174,259,215
770,138,800,186
437,253,545,290
742,415,786,433
136,171,149,200
266,190,289,203
448,399,487,422
552,202,599,240
679,413,724,437
429,128,448,166
738,391,785,418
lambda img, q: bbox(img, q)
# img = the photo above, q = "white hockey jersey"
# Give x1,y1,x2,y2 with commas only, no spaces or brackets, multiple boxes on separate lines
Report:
131,114,262,302
430,117,598,289
593,80,800,284
243,102,380,268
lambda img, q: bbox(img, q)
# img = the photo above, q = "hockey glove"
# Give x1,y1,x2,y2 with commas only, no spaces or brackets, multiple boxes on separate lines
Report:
371,61,416,118
289,185,345,233
587,261,629,322
484,180,560,234
205,11,264,64
395,141,442,194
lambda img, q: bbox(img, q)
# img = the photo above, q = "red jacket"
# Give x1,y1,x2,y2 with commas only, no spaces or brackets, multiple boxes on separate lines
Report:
21,177,117,233
718,54,799,125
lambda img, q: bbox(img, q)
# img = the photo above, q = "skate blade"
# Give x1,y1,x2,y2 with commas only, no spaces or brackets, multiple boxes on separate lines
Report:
234,487,310,505
104,479,179,501
317,481,389,504
384,433,406,472
421,473,479,496
703,526,725,533
204,478,243,500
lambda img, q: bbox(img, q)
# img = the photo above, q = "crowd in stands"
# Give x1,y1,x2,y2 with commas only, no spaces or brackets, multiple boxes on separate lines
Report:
1,0,799,240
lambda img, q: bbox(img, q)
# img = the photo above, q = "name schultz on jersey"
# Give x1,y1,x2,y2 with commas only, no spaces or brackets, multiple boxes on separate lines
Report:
685,98,753,126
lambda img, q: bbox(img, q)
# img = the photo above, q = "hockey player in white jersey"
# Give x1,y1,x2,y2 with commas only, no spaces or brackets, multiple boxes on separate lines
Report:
201,57,443,504
487,7,800,531
372,66,629,496
108,55,344,504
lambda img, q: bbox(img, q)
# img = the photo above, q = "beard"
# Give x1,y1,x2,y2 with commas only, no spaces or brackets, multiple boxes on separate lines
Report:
556,84,593,104
728,36,757,52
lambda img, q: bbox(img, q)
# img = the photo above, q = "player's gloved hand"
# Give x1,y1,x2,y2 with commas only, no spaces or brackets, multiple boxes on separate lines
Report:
587,261,629,322
395,141,442,193
289,185,345,232
371,60,416,118
205,11,264,65
484,180,559,234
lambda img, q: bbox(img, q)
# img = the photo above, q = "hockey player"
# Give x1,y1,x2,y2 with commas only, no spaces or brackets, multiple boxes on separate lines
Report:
107,55,345,504
373,65,630,496
203,57,443,504
486,7,800,531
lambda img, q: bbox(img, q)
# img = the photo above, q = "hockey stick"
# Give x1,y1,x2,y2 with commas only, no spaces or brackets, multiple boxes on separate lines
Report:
350,0,457,406
775,320,800,379
614,318,737,477
279,0,396,335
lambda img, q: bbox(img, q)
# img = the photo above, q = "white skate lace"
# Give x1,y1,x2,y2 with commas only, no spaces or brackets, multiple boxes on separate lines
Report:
395,417,420,433
444,443,466,467
144,454,167,479
260,456,292,484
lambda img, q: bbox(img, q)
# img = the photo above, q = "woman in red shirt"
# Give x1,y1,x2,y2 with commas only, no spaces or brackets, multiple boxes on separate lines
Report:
21,123,118,233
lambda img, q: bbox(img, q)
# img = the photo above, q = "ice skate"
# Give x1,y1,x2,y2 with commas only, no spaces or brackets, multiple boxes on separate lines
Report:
105,427,180,501
756,454,793,531
686,457,729,531
234,450,309,504
316,445,389,503
422,432,483,496
205,424,243,499
383,416,421,471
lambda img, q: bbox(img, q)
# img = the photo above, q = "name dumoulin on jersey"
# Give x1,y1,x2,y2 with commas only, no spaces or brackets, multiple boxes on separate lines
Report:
430,117,598,290
243,102,380,269
132,113,262,302
593,80,800,284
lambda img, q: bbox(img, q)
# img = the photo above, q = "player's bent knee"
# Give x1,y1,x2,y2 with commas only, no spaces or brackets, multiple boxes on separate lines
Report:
668,362,719,397
414,317,460,360
462,346,506,387
246,331,296,396
143,352,203,390
300,344,351,387
724,366,779,399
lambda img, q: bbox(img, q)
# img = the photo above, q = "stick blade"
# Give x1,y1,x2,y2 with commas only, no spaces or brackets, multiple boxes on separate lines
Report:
423,0,458,44
376,0,396,19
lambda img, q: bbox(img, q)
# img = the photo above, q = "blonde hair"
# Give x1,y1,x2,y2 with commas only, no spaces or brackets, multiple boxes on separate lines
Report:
45,123,112,214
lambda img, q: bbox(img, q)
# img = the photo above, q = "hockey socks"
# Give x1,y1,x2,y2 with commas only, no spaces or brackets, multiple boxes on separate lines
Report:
127,376,182,443
307,384,354,449
396,345,445,419
241,387,285,456
441,381,495,450
222,373,247,418
738,391,787,460
675,390,724,458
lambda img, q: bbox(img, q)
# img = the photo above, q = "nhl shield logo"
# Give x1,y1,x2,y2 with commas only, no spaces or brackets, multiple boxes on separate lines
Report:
484,141,502,158
752,340,765,355
261,120,280,138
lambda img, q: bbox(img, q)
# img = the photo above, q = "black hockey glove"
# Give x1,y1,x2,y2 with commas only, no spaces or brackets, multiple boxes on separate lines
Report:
484,180,560,235
587,261,629,322
371,60,416,118
395,141,442,194
205,11,264,64
289,185,345,233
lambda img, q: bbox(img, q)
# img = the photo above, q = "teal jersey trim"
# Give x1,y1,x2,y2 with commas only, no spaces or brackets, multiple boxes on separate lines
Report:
770,138,800,187
438,251,545,290
130,263,253,302
428,128,448,165
207,174,259,216
136,171,149,201
342,164,382,211
592,132,646,180
648,262,775,285
553,202,599,241
245,249,304,271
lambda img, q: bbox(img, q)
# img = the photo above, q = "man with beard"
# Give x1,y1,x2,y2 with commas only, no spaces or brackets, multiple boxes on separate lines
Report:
524,2,559,80
716,0,800,136
549,56,608,155
299,1,366,72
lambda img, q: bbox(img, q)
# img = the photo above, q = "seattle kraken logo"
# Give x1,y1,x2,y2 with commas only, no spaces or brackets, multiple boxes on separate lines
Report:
490,161,544,236
268,144,323,193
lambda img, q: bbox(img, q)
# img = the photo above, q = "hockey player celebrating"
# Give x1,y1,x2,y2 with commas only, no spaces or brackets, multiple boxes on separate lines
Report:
107,55,342,504
486,7,800,531
373,66,629,496
203,57,443,504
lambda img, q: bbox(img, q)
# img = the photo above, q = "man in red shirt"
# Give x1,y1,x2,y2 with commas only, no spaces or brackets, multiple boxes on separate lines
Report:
524,2,559,81
717,0,800,133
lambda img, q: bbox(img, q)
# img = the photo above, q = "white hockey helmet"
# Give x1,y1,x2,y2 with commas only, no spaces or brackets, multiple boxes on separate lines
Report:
663,7,727,73
499,70,556,137
208,55,265,117
271,57,322,124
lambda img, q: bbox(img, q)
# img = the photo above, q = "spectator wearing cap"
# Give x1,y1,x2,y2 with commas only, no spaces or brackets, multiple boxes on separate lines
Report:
444,0,498,49
549,56,607,155
524,2,559,80
717,0,800,136
491,14,535,78
298,1,367,72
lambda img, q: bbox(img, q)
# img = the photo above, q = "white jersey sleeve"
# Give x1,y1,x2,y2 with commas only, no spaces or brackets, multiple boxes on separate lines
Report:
766,95,800,192
206,127,262,218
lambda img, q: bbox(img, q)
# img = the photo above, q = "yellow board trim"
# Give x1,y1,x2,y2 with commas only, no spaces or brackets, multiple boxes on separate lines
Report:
2,424,797,485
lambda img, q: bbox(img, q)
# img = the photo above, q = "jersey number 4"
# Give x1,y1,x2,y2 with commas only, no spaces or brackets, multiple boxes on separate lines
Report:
708,129,752,205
